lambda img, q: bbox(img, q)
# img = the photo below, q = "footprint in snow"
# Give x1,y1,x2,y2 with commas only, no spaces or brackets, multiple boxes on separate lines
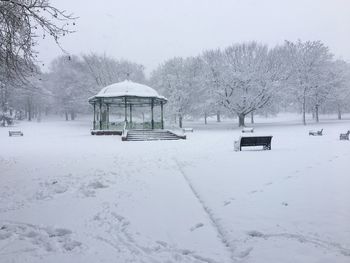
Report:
223,200,231,206
190,223,204,231
0,222,82,253
80,180,108,197
247,230,265,238
285,175,295,180
237,247,254,258
224,197,236,206
35,180,69,200
249,190,262,194
156,240,168,247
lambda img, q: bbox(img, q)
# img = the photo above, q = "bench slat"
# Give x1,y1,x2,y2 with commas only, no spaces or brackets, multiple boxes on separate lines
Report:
235,136,272,151
9,131,23,136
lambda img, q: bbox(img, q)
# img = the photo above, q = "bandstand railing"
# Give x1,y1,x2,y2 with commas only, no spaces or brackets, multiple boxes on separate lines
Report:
93,121,163,131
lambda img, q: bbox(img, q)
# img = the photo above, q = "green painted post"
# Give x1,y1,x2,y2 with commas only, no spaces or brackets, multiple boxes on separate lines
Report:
93,103,96,130
130,104,132,125
106,104,109,129
124,97,128,122
161,101,164,129
151,99,154,129
99,100,102,130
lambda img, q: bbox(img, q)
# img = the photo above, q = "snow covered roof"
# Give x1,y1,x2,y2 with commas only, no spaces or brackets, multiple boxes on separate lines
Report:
90,80,167,101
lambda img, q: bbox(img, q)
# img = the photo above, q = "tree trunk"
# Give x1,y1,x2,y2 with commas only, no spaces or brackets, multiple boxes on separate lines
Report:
302,95,306,125
204,112,207,125
338,108,342,120
315,105,319,123
216,111,221,122
37,106,42,122
65,111,69,121
70,111,75,120
28,108,32,121
174,114,177,124
238,113,245,127
179,115,183,128
250,112,254,124
27,97,32,121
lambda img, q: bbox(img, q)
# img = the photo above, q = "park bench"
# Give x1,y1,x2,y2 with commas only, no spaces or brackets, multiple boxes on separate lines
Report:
9,131,23,137
183,128,194,133
234,135,272,151
309,129,323,136
339,130,350,140
242,127,254,133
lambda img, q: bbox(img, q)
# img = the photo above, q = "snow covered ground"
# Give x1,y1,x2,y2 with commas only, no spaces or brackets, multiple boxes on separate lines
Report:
1,115,350,263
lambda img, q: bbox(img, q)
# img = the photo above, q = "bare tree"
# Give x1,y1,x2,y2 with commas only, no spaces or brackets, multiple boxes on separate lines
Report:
0,0,76,79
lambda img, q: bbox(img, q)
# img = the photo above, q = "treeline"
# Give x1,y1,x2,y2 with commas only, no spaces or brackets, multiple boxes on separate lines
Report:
150,41,350,126
1,54,146,124
1,40,350,127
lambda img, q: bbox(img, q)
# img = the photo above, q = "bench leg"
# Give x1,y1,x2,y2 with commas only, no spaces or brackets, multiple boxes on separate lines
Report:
263,144,271,150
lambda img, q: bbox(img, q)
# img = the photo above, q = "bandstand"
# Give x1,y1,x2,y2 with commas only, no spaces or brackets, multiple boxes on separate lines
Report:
88,80,184,141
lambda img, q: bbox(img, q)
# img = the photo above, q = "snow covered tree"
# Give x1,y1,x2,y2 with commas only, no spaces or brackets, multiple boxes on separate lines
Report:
202,42,285,126
0,79,14,126
150,57,203,128
0,0,76,80
82,53,146,89
46,56,93,120
1,66,51,123
325,60,350,119
283,40,333,125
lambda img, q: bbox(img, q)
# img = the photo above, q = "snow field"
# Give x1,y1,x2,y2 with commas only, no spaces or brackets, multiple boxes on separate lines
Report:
0,117,350,262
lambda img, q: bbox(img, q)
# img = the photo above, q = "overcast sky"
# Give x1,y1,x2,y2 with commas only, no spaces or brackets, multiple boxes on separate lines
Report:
38,0,350,74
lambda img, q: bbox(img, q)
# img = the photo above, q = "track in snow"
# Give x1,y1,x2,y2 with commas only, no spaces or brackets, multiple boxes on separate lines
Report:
174,159,239,262
89,203,222,263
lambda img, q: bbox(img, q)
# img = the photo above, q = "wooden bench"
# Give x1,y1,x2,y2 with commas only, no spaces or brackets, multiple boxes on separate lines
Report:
242,127,254,133
182,128,194,133
309,129,323,136
234,136,272,151
340,130,350,140
9,131,23,137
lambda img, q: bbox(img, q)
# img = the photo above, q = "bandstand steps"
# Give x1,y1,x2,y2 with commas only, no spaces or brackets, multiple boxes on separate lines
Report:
125,130,185,141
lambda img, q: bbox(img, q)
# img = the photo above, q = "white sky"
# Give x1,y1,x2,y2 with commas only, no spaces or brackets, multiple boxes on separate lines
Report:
38,0,350,74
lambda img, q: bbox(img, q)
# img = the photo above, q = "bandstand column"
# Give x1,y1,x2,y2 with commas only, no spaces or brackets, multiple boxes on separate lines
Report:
124,97,128,122
99,100,102,130
93,103,96,129
160,101,164,129
151,99,154,129
129,104,133,124
106,104,110,129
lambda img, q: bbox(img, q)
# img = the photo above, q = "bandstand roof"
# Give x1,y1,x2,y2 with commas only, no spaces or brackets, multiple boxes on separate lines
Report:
88,80,167,106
